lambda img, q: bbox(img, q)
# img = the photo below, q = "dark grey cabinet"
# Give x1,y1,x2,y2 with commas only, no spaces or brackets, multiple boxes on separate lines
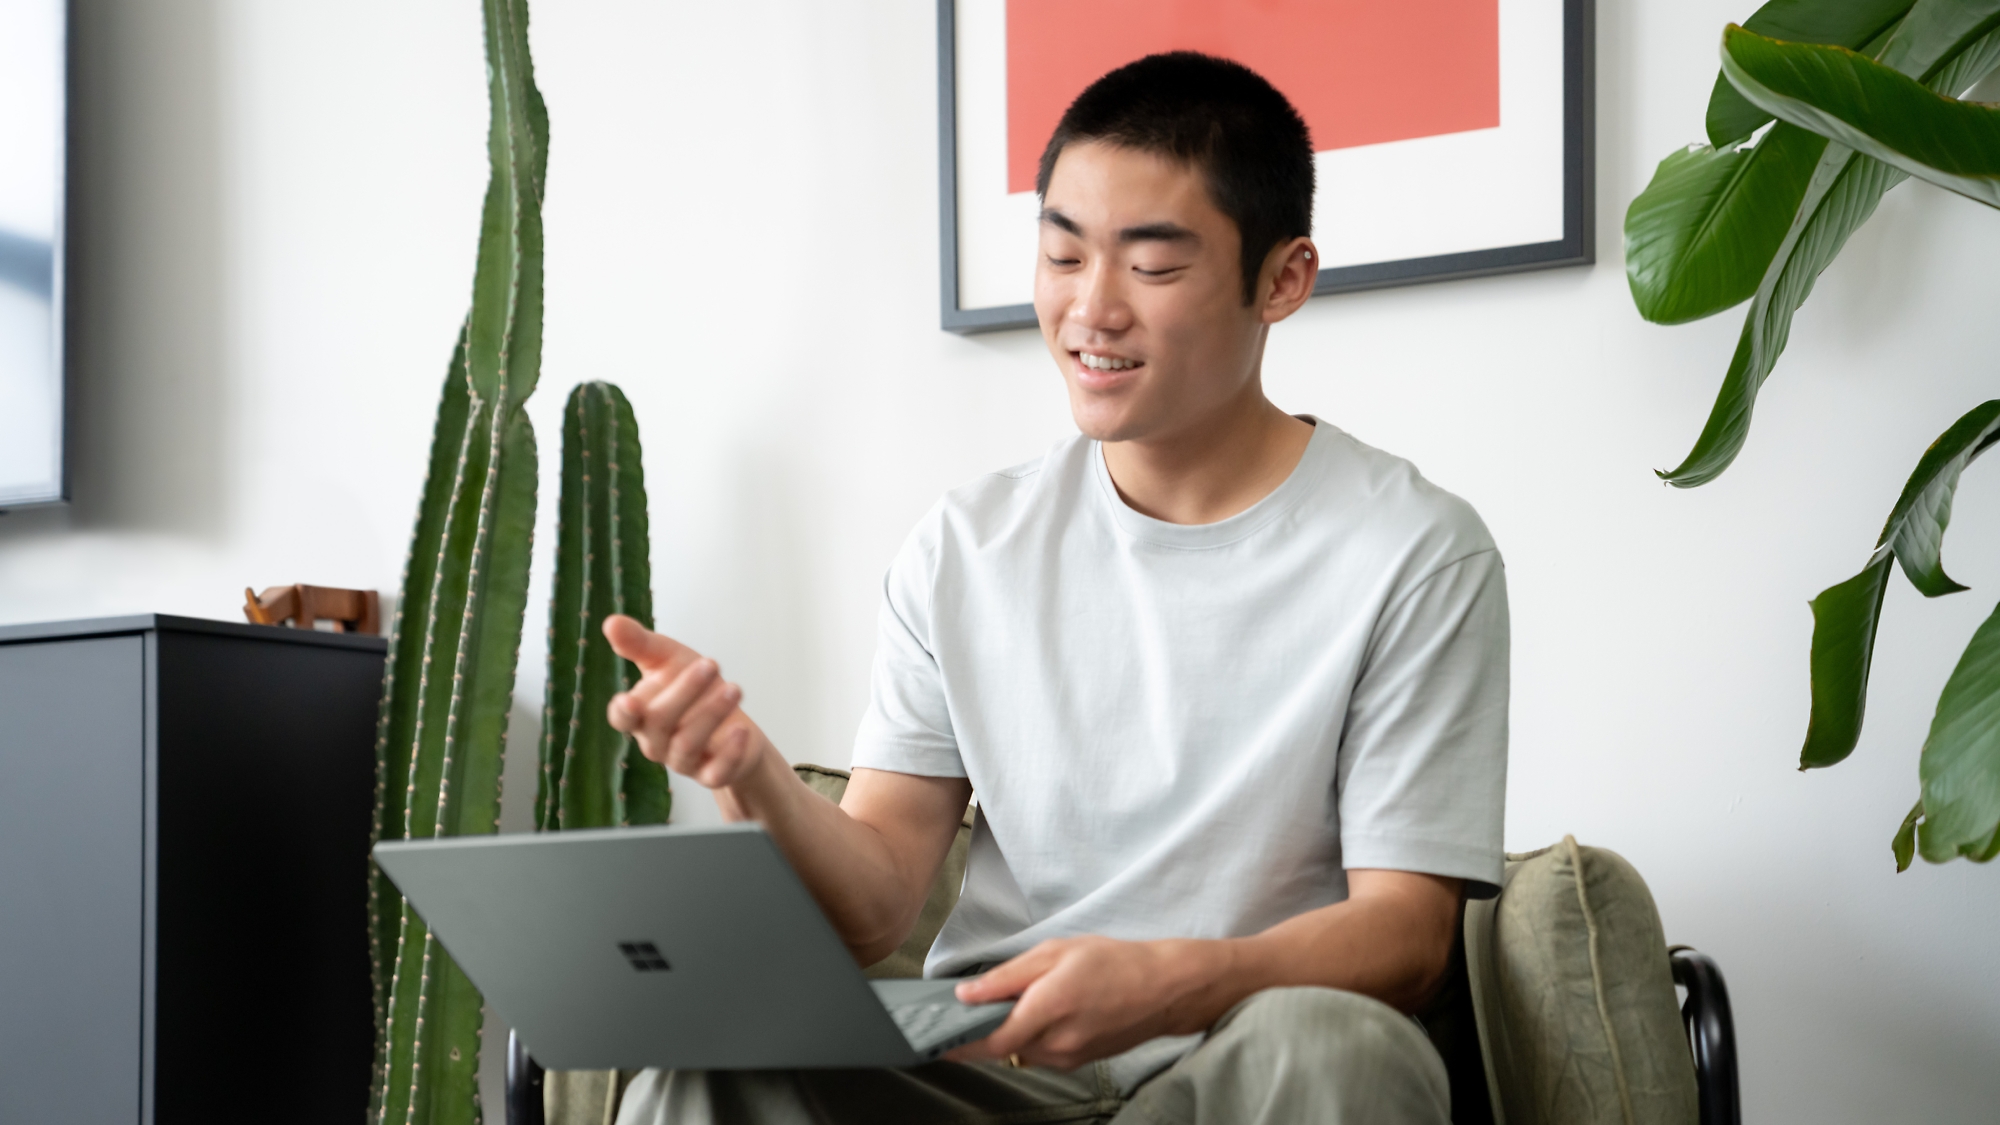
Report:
0,615,386,1124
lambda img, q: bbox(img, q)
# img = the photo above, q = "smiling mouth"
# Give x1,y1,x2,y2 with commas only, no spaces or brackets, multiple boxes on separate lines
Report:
1074,351,1143,372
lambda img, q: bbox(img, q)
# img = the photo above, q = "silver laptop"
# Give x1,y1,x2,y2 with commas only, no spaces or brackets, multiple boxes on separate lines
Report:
372,823,1013,1070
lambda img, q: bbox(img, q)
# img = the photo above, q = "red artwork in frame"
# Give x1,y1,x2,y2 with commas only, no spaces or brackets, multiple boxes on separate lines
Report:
941,0,1593,333
1006,0,1501,195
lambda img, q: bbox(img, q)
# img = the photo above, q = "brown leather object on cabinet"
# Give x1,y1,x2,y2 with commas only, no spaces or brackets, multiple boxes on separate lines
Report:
242,585,381,635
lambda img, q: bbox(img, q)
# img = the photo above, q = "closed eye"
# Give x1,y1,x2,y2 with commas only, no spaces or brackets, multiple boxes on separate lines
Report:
1134,265,1187,278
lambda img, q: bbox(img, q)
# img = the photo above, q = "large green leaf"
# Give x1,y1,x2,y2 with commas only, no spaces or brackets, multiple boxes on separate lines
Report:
1877,0,2000,78
1721,25,2000,208
1625,124,1825,324
1657,11,2000,487
1800,401,2000,770
1659,146,1906,487
1803,555,1894,768
1627,0,1907,327
1877,400,2000,595
1917,597,2000,862
1705,0,1914,147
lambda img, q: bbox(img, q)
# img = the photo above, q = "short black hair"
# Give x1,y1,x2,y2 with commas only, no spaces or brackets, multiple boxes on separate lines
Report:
1035,52,1315,305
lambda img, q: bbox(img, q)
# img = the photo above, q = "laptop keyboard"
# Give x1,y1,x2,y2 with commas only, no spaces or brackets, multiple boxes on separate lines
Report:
888,999,1011,1055
891,1002,959,1043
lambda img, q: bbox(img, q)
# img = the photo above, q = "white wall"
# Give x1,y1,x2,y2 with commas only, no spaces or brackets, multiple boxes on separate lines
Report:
5,1,1997,1119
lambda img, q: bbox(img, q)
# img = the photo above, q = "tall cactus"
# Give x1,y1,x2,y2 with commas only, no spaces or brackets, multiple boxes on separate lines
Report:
539,381,667,831
369,0,546,1122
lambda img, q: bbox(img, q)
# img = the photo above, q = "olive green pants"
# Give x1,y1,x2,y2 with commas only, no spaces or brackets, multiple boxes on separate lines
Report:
608,987,1450,1125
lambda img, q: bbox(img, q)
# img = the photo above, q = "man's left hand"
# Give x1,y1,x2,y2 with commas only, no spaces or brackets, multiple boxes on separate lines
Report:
945,936,1232,1070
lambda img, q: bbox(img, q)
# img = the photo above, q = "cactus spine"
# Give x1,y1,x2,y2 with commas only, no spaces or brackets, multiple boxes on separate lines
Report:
369,0,546,1122
539,381,667,830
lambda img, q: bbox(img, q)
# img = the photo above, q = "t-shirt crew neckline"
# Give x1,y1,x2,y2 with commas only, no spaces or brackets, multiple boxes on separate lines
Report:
1090,415,1331,549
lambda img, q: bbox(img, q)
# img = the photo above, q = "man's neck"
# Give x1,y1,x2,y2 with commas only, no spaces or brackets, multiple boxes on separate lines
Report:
1100,393,1316,526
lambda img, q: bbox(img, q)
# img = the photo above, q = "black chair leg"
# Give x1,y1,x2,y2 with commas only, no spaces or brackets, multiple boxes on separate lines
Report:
1670,948,1740,1125
506,1030,546,1125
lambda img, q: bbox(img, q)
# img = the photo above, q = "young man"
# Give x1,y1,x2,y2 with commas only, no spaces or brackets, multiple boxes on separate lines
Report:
606,52,1506,1125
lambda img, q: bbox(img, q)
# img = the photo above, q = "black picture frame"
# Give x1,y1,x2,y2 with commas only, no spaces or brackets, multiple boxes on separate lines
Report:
936,0,1595,335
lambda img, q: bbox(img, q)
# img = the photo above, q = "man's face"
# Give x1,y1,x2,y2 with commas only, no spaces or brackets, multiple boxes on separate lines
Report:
1034,141,1278,444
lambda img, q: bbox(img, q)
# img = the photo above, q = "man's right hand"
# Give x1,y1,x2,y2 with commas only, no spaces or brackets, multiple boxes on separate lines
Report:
603,614,770,792
601,613,970,966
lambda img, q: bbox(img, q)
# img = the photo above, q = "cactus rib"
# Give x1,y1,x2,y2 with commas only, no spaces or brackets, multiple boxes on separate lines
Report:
541,382,665,832
369,0,545,1122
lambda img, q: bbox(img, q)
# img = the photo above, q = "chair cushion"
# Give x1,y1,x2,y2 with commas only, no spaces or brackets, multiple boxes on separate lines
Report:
791,763,973,980
1464,837,1698,1125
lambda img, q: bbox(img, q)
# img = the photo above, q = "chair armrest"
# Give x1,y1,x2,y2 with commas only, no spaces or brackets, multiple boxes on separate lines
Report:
506,1030,546,1125
1669,947,1740,1125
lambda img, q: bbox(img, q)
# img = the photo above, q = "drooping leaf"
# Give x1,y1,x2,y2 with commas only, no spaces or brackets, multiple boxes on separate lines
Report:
1705,0,1914,146
1917,596,2000,863
1721,26,2000,208
1803,554,1894,768
1659,147,1906,487
1657,16,2000,487
1876,400,2000,596
1799,403,2000,770
1893,796,1922,871
1624,124,1825,324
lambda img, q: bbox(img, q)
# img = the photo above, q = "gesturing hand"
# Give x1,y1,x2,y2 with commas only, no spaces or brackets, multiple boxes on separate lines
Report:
603,615,767,790
946,936,1230,1071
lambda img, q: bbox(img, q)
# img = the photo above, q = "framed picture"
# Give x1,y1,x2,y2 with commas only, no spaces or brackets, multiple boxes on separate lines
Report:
936,0,1595,334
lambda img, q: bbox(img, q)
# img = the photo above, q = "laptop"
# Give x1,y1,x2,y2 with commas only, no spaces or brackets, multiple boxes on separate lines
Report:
372,823,1013,1071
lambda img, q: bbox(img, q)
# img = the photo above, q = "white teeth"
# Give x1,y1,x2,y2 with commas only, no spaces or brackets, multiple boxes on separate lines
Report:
1080,353,1136,371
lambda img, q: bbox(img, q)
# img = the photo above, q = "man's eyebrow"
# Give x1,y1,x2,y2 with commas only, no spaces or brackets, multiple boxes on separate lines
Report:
1117,222,1199,245
1037,211,1200,246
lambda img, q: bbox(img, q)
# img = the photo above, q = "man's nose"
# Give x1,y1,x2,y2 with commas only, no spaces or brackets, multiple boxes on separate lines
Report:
1069,260,1132,333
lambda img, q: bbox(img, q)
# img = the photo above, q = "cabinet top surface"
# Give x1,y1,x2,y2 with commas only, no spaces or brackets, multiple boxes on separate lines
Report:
0,613,389,652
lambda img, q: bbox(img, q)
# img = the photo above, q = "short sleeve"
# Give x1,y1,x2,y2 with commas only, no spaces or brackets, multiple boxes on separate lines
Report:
849,516,967,778
1336,548,1509,898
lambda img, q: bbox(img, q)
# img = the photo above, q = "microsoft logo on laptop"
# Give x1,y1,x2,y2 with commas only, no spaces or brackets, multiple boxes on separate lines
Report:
618,941,672,972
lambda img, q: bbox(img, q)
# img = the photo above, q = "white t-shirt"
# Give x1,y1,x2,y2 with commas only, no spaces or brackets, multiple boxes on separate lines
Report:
851,417,1508,1019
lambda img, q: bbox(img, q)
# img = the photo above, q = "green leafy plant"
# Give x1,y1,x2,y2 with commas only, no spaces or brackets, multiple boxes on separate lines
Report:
539,381,667,832
368,0,545,1121
1625,0,2000,867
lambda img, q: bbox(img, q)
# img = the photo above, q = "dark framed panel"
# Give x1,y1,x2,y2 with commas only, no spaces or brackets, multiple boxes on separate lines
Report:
937,0,1595,335
0,0,72,506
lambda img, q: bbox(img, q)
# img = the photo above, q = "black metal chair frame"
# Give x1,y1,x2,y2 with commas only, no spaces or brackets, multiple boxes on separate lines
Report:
504,948,1741,1125
1671,947,1741,1125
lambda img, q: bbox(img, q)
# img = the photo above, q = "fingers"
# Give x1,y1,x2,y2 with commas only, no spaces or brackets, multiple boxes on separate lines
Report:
636,657,722,736
608,654,716,737
609,669,761,792
603,615,691,672
950,981,1067,1064
597,618,767,791
948,945,1068,1063
955,944,1056,1004
665,676,743,769
690,720,757,789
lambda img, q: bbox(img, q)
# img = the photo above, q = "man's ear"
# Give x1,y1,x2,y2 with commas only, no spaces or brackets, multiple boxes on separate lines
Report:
1257,237,1318,325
